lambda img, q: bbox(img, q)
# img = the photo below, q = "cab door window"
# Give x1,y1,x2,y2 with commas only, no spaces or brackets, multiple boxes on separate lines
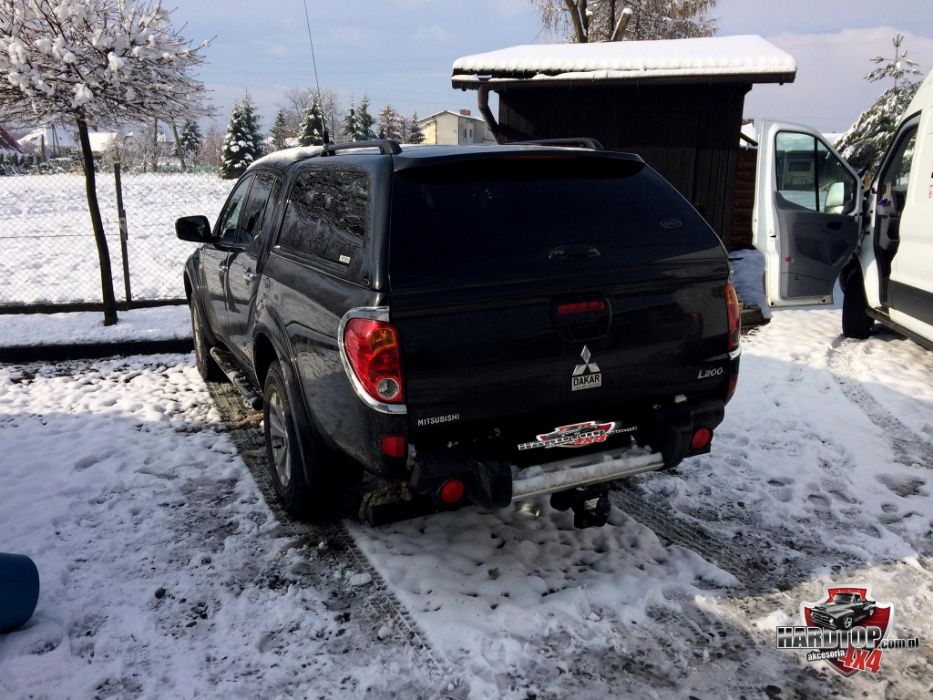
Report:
880,126,918,212
216,176,253,243
237,173,281,250
775,132,857,214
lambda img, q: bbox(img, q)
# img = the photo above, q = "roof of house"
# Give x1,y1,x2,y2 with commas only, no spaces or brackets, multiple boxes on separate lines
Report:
418,110,487,124
452,35,796,89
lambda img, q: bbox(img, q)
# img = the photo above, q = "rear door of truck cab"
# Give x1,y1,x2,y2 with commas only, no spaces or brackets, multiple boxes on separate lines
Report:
753,121,863,306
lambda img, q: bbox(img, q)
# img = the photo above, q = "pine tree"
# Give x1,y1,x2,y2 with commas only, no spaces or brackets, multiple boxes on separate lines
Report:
341,102,359,142
221,94,264,179
270,109,289,150
355,96,376,141
178,119,202,162
377,104,405,141
836,34,924,175
297,99,326,147
408,113,425,144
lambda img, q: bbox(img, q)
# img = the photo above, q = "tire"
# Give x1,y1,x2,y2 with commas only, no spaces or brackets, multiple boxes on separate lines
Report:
841,614,854,630
842,271,874,339
190,295,222,381
262,361,332,520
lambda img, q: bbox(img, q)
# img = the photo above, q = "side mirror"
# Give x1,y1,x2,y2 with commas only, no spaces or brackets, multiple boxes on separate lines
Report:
175,215,212,242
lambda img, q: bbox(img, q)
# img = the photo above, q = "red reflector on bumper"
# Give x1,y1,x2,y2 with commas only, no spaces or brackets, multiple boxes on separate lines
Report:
690,427,713,451
438,479,465,505
380,435,407,459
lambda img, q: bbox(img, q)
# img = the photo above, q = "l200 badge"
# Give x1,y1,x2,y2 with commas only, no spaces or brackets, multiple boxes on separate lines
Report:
517,421,636,451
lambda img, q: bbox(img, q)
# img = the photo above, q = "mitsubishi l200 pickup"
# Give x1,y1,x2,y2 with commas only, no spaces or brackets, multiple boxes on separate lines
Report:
177,140,741,528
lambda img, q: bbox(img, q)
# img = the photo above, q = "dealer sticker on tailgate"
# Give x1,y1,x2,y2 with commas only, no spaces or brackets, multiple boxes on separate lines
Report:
517,421,636,451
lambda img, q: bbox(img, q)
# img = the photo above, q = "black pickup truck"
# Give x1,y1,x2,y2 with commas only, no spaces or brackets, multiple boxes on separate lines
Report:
177,139,740,528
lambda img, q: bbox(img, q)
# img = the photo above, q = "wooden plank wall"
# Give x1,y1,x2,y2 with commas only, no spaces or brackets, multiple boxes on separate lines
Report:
731,147,757,250
496,83,750,248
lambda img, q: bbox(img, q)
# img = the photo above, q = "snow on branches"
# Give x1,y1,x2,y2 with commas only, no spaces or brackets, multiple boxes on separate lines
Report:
0,0,211,126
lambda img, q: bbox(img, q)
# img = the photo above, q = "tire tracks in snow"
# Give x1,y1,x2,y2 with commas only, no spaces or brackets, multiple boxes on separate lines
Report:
826,336,933,470
206,380,458,695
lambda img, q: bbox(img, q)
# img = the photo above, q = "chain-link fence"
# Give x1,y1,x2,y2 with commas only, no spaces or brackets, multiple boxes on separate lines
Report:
0,166,232,312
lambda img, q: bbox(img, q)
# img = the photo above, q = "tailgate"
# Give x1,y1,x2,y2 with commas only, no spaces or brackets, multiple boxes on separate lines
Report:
387,151,732,447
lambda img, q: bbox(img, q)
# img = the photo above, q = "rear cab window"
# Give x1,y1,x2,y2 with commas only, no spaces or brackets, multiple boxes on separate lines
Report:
388,154,724,291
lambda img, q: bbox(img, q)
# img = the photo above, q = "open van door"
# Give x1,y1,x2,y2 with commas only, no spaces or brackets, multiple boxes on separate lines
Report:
753,121,863,307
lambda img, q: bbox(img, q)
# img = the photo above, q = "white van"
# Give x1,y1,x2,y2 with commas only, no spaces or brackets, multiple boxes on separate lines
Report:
753,69,933,349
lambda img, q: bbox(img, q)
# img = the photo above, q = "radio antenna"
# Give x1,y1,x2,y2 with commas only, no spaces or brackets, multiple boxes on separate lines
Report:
303,0,330,143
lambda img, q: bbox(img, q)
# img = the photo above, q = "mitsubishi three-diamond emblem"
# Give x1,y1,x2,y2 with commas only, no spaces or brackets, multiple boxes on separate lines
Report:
571,345,602,391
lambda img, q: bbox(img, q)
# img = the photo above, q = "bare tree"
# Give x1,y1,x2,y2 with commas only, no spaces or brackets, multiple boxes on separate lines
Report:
0,0,212,324
532,0,716,43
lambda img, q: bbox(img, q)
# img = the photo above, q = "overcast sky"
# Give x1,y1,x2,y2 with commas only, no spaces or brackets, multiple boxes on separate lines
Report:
172,0,933,134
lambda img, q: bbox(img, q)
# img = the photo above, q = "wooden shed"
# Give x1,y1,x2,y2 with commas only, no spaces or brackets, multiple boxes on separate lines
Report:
451,35,795,249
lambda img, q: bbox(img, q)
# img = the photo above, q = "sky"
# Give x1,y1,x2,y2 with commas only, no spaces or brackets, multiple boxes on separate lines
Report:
170,0,933,134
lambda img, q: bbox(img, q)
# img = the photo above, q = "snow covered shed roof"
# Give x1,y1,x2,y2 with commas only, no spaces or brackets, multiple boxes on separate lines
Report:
452,35,796,88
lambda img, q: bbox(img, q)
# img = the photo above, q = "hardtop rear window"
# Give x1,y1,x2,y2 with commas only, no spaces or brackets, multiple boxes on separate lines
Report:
388,156,722,291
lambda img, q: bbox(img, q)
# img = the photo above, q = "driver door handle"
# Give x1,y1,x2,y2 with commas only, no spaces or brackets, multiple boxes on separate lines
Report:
218,262,229,273
243,270,256,282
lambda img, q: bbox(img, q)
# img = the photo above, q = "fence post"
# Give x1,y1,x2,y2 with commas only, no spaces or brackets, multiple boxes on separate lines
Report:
114,162,132,303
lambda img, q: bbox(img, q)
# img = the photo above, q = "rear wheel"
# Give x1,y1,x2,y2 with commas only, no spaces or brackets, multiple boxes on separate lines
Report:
842,270,874,339
190,295,222,381
262,361,332,520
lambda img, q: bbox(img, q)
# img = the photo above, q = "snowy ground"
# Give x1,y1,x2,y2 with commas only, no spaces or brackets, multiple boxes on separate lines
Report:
0,173,230,306
1,305,932,697
0,306,191,347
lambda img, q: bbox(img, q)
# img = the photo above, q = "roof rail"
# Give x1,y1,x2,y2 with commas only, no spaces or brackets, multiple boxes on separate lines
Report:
513,137,604,150
321,139,402,157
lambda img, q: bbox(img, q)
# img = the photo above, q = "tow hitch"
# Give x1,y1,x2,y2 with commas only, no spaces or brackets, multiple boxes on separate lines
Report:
550,486,612,529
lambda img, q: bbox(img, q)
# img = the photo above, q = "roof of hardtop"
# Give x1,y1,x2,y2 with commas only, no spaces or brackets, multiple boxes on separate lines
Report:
451,34,797,88
250,142,644,172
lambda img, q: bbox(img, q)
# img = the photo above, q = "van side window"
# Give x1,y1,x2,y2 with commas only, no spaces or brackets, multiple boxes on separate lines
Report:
774,132,856,214
277,165,369,269
880,126,918,212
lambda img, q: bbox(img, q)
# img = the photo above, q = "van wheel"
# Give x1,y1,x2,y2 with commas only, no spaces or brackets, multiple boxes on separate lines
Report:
842,271,874,339
262,361,332,520
190,296,222,381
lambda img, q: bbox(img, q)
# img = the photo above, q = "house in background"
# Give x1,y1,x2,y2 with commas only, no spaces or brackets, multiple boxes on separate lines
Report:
418,109,496,145
451,35,797,250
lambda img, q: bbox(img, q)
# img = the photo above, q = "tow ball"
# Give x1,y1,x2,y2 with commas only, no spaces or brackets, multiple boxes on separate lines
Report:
550,486,612,529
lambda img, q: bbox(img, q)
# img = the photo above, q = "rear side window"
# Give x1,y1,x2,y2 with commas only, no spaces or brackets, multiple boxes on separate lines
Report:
389,156,722,291
277,165,369,271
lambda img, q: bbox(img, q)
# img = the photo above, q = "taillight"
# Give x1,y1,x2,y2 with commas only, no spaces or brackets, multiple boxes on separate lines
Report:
725,282,741,352
343,317,405,404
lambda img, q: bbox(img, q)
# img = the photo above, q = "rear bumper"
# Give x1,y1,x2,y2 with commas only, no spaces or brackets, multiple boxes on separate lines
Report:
510,447,665,500
410,399,723,508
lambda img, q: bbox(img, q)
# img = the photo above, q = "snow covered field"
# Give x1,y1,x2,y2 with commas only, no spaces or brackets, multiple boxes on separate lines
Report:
0,173,231,305
1,307,931,697
0,306,191,347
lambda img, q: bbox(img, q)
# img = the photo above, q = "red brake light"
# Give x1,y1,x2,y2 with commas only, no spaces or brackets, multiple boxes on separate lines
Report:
557,300,606,315
725,282,741,352
343,318,405,404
